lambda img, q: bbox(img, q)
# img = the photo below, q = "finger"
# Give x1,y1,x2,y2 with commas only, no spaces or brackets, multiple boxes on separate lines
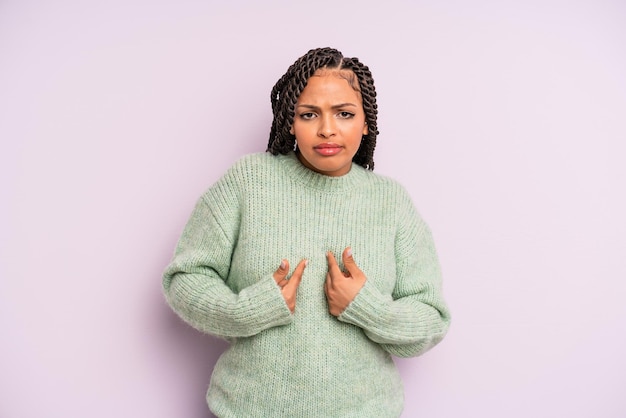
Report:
285,259,308,290
326,251,343,277
326,251,345,288
342,247,360,277
273,259,289,285
324,272,330,295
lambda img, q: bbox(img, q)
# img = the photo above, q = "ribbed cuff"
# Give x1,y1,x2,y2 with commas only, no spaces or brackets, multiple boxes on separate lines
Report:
338,281,421,345
338,281,392,329
232,276,293,333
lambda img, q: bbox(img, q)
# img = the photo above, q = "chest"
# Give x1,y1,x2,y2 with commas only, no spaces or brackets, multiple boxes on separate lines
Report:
228,186,399,295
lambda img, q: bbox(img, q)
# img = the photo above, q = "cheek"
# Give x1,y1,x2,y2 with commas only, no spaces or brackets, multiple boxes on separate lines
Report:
293,122,318,140
349,124,366,144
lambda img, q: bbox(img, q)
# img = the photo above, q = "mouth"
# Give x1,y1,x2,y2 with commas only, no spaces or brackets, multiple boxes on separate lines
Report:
313,143,343,156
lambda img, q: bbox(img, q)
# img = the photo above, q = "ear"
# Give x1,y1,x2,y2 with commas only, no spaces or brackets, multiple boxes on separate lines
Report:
362,122,368,136
289,125,294,135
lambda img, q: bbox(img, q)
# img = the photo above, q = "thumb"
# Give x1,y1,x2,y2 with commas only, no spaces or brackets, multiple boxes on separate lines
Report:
342,247,359,276
273,259,289,284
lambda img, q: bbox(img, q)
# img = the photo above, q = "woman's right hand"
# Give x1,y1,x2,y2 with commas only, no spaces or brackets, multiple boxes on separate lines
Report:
273,259,308,313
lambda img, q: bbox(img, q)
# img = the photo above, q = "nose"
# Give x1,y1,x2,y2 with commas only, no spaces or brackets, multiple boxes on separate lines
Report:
317,114,336,138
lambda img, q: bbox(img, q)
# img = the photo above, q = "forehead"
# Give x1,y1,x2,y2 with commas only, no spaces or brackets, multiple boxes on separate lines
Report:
314,68,360,90
298,70,362,103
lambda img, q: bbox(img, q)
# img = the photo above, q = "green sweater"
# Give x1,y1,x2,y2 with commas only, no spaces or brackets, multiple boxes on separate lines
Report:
163,152,450,417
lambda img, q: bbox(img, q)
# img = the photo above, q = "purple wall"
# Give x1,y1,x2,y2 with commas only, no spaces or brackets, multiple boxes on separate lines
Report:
2,1,625,417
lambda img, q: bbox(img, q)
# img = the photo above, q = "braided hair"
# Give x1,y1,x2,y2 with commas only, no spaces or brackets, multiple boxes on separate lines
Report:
266,47,379,170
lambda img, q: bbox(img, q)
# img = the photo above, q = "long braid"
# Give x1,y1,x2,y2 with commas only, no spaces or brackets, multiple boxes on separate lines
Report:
266,48,379,170
341,57,378,170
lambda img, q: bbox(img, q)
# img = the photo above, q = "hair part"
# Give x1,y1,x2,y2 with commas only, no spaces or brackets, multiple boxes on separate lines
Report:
266,47,379,170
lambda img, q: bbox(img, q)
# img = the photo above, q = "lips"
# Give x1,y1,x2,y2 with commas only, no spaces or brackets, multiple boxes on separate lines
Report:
313,143,342,156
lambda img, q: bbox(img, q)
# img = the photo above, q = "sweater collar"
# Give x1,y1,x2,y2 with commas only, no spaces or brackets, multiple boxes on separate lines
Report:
276,151,368,192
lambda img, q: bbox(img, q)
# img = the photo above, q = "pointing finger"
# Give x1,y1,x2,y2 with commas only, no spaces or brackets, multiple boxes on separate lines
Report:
326,251,343,274
324,272,331,295
273,259,289,287
285,259,308,290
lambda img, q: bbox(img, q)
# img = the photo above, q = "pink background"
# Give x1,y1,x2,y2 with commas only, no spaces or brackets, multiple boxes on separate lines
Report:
1,1,625,417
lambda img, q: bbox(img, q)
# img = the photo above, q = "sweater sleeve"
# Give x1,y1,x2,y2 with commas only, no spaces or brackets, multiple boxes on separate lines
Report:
162,170,292,339
338,195,451,358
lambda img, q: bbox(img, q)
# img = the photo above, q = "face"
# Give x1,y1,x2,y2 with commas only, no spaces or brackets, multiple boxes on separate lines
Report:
290,69,368,177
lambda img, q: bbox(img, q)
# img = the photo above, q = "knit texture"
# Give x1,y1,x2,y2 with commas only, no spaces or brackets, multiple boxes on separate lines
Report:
163,152,450,417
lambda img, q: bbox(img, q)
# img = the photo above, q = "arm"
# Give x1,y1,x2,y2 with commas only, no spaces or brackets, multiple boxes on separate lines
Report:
162,176,292,339
337,200,451,358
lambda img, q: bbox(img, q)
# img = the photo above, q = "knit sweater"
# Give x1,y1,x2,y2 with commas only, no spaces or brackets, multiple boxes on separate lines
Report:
162,151,450,418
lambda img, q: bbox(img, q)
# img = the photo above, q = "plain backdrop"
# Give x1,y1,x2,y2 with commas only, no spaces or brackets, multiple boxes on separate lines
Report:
1,1,625,417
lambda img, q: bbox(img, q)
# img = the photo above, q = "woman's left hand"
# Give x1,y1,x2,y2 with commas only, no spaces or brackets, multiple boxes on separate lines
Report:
324,247,366,316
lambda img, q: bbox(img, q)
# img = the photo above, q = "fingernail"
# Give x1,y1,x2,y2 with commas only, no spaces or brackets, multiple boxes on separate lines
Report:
346,248,353,258
305,259,309,267
280,260,286,269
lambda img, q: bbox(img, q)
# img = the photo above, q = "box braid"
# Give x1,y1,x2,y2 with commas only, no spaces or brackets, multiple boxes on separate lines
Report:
266,47,379,170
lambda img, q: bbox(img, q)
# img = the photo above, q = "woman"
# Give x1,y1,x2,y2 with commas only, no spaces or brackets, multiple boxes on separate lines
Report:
163,47,450,417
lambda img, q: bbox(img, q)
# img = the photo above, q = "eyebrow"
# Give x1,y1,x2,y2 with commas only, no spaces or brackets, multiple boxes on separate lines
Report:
296,103,358,110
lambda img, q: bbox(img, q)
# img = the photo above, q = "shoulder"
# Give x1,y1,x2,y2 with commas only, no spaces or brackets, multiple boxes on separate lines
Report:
212,152,280,184
226,151,273,170
363,170,428,228
361,169,414,204
224,152,282,179
198,153,272,201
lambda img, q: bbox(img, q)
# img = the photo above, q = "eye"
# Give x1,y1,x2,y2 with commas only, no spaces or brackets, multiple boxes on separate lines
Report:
337,111,355,119
299,112,316,120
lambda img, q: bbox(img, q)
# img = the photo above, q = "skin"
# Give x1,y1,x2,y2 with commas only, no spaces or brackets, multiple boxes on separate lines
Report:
324,248,367,316
289,69,369,177
273,259,308,313
273,248,366,316
274,68,369,314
